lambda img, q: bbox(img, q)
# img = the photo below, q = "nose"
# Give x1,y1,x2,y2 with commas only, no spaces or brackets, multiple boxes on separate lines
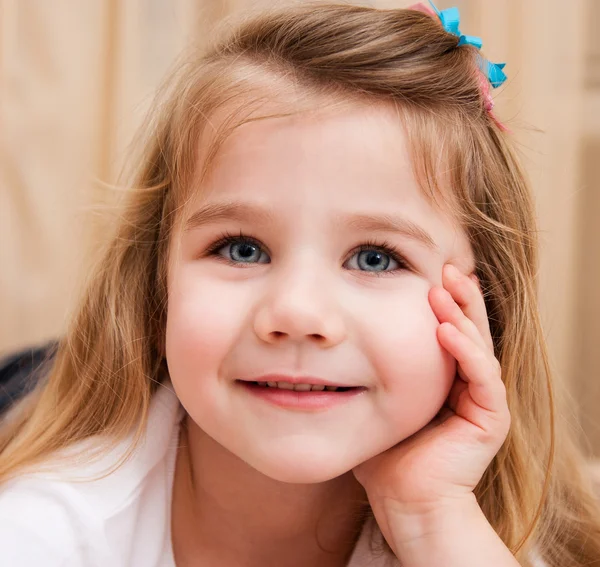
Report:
252,261,347,348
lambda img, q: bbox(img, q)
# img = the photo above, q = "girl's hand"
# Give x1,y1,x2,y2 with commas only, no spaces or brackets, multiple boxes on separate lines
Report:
352,262,511,526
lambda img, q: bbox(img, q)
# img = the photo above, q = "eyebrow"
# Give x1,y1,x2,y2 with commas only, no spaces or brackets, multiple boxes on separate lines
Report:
185,201,276,231
338,213,438,251
184,200,438,251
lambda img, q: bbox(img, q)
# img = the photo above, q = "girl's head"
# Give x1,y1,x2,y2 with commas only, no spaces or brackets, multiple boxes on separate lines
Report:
160,1,522,487
166,100,474,484
2,2,599,565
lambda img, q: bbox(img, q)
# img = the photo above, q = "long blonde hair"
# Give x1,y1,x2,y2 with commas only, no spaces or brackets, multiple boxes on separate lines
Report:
1,3,599,565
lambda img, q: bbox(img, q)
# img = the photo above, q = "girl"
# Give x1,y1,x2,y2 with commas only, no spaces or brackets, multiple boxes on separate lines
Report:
0,2,599,566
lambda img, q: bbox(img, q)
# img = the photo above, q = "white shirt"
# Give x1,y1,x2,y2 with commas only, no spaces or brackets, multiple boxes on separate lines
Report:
0,381,399,566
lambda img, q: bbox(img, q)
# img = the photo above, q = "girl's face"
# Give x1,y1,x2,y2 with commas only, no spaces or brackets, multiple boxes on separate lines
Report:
166,102,474,483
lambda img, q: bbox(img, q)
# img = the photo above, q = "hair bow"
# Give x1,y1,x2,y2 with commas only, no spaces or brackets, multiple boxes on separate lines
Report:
423,1,507,89
408,1,510,130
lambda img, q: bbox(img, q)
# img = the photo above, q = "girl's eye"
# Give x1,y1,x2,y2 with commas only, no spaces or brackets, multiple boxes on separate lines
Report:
345,246,401,273
207,233,270,265
204,232,410,275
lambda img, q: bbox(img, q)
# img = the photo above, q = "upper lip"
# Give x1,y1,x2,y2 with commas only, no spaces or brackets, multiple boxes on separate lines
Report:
239,374,362,388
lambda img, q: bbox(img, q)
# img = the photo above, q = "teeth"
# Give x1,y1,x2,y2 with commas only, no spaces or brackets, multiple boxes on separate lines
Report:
254,381,339,392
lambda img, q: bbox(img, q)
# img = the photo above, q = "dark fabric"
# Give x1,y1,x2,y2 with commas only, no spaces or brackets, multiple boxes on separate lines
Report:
0,340,58,415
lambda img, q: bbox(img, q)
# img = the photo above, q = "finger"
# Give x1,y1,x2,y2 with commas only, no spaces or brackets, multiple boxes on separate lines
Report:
429,286,489,352
437,322,506,414
443,264,495,353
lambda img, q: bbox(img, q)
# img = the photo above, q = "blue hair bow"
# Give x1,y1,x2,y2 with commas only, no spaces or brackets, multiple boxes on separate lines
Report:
427,0,507,88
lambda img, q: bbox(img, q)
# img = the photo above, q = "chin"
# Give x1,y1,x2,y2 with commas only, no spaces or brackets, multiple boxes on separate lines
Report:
243,447,360,484
257,464,354,485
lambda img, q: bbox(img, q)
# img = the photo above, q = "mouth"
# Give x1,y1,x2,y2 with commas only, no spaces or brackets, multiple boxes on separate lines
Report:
235,380,367,411
236,380,364,393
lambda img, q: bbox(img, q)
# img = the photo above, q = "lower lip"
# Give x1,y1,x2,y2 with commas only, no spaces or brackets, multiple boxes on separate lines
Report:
236,381,367,411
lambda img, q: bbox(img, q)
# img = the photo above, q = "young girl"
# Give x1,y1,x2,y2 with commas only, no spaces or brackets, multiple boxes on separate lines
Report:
0,2,599,566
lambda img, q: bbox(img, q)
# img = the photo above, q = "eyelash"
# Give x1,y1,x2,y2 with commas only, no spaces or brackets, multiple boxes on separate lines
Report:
203,230,412,276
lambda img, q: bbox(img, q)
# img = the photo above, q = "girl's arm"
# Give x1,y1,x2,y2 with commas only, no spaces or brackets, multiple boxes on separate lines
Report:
382,495,522,567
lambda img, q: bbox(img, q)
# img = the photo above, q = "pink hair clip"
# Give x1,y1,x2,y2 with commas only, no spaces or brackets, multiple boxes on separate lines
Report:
408,2,436,16
477,71,510,132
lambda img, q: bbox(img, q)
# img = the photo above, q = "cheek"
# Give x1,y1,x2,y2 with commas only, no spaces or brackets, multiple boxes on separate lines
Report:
165,270,250,382
357,284,456,432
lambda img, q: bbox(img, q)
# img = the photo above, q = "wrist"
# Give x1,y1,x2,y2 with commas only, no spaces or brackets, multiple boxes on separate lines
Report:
381,494,494,565
381,493,481,544
379,495,519,567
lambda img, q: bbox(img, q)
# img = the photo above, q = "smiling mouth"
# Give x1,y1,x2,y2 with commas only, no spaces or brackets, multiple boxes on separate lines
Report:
237,380,363,393
235,380,367,411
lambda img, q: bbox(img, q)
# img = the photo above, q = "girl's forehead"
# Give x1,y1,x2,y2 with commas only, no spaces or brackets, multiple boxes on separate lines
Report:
193,102,422,204
191,96,462,211
177,100,474,272
200,100,406,163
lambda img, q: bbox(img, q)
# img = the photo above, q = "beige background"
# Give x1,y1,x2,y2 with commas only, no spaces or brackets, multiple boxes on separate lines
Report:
1,0,599,456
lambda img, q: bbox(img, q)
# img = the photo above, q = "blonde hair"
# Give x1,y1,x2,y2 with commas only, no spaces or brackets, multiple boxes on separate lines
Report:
1,3,599,565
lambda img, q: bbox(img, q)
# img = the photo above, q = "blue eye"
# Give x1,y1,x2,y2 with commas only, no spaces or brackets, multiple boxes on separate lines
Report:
226,241,264,263
204,232,410,275
346,247,400,272
209,235,269,264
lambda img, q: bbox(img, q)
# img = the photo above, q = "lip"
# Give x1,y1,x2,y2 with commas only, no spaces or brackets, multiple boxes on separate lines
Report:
238,374,361,388
236,380,367,411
